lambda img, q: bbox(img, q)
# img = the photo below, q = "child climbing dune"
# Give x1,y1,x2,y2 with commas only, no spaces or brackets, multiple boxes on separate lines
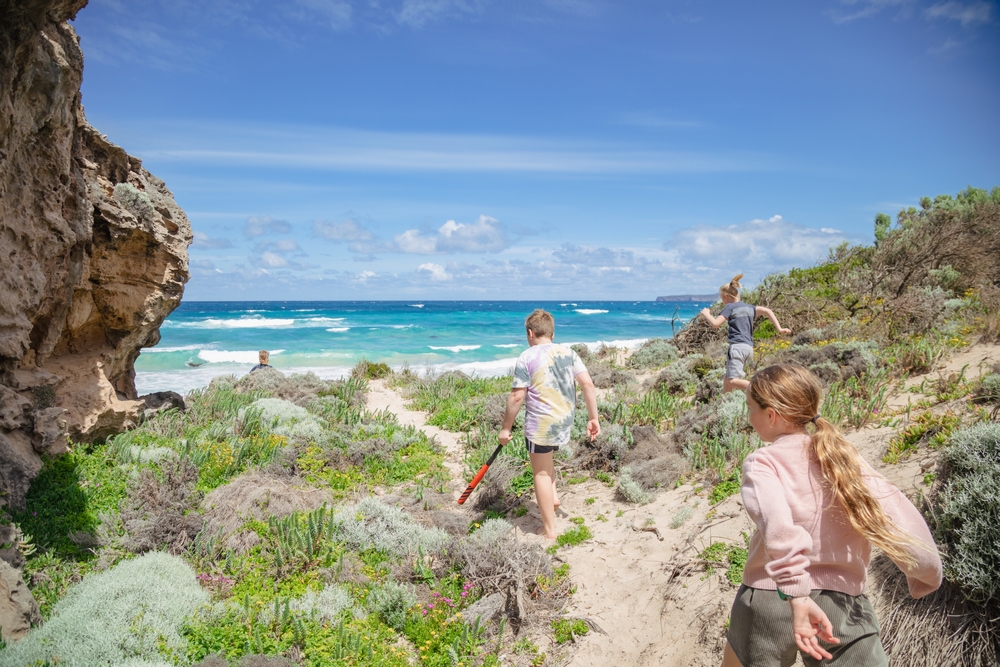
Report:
700,273,791,393
723,364,942,667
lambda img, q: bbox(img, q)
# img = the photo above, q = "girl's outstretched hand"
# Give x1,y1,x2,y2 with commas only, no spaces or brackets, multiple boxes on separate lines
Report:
789,596,839,661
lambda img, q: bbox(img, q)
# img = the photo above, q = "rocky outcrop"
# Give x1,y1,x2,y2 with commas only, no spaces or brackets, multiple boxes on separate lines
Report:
0,559,40,642
0,0,191,512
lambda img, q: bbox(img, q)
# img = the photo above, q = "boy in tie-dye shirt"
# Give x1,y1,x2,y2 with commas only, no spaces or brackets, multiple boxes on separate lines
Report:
499,310,600,539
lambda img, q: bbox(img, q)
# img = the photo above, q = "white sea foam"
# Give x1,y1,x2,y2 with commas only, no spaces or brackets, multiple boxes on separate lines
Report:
574,309,609,315
428,345,481,353
198,349,284,364
409,304,424,308
563,338,649,352
494,343,521,348
326,327,350,333
302,317,345,325
409,358,517,378
170,317,296,329
143,344,208,353
391,324,414,329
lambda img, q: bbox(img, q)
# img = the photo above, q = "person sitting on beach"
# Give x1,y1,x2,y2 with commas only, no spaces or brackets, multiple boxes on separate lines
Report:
249,350,270,373
700,273,791,393
498,309,600,539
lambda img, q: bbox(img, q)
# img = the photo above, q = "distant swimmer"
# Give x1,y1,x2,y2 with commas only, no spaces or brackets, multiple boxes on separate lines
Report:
699,273,791,393
250,350,270,373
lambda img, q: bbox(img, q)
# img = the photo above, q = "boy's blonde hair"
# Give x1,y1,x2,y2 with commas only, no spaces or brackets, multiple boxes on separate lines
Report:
525,309,555,338
748,364,921,567
719,273,743,299
259,350,269,364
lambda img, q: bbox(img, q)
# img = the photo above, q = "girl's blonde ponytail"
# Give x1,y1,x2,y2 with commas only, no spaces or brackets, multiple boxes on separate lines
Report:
720,273,744,298
748,364,921,568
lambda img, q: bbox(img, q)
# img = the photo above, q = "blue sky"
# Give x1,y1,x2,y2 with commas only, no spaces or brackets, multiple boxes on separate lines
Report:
73,0,1000,300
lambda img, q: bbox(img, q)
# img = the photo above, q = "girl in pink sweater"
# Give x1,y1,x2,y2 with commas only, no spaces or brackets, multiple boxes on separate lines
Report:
723,364,942,667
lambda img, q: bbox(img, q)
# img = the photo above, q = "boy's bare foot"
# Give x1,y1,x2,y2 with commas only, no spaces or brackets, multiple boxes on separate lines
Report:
535,527,557,539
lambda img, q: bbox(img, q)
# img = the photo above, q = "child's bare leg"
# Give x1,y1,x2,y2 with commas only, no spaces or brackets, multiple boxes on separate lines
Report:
529,451,557,538
723,377,750,393
721,640,743,667
552,471,559,509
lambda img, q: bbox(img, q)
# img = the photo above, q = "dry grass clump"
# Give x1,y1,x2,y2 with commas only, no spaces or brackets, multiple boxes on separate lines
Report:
200,471,332,550
868,553,997,667
587,362,636,389
673,310,727,355
470,454,526,513
779,340,877,386
455,519,558,623
650,361,697,395
119,457,203,555
620,426,689,490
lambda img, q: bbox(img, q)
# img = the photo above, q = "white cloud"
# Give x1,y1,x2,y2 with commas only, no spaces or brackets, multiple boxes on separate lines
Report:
925,1,993,25
551,244,637,267
354,270,377,284
191,230,233,248
314,219,376,242
254,239,303,254
667,216,852,275
821,227,842,234
417,263,451,281
258,251,289,268
397,215,513,254
245,215,292,237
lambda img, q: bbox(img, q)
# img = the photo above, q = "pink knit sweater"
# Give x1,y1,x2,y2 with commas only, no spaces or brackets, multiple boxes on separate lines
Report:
740,433,942,599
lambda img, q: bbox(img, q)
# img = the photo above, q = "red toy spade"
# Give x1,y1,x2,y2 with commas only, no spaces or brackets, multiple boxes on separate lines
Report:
457,444,504,505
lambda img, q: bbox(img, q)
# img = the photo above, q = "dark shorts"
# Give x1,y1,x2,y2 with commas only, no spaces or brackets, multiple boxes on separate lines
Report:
526,439,559,455
727,584,887,667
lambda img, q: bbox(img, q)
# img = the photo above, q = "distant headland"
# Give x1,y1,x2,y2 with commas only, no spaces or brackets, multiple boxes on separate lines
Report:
655,294,718,302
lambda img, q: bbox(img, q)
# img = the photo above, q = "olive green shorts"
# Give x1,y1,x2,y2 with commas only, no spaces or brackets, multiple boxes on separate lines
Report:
727,585,888,667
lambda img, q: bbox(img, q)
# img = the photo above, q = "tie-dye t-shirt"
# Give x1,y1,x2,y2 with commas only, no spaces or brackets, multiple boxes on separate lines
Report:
512,343,588,447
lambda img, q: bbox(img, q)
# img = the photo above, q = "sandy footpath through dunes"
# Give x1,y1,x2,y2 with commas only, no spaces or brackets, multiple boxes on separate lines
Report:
366,379,467,489
364,344,1000,667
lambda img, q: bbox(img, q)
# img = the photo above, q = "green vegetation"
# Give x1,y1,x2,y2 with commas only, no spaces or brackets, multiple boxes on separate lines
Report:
700,539,749,587
884,411,961,463
551,618,590,643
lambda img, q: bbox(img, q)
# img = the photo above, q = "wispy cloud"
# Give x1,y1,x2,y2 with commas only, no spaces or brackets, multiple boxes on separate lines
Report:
136,121,778,175
828,0,914,24
191,230,233,248
925,1,993,25
244,215,292,237
395,0,488,27
313,219,376,242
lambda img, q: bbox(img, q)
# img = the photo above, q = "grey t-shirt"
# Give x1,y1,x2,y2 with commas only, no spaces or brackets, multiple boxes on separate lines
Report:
720,302,756,346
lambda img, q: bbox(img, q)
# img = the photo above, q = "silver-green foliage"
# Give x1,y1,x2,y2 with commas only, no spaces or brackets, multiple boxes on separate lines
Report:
669,505,694,529
288,584,358,622
113,182,156,221
629,339,679,369
243,397,324,442
979,373,1000,400
0,552,207,667
616,467,653,505
936,422,1000,603
367,581,416,631
333,498,449,558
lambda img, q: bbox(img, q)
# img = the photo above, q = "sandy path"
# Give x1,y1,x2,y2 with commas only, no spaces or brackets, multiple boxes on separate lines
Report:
365,379,467,489
363,344,999,666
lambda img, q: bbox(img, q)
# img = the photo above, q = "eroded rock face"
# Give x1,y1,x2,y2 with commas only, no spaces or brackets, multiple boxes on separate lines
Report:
0,0,191,511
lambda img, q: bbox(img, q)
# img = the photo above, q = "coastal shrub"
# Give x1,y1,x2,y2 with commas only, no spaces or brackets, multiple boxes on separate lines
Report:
398,373,512,431
457,518,552,598
684,391,759,475
0,552,207,666
974,373,1000,402
821,367,891,429
669,505,694,529
652,362,696,395
334,498,449,558
244,398,325,443
119,456,203,555
615,467,653,505
628,338,679,370
288,584,358,622
113,181,156,221
367,581,416,631
352,359,391,380
935,423,1000,604
694,368,724,404
551,618,589,644
589,424,630,469
626,386,686,426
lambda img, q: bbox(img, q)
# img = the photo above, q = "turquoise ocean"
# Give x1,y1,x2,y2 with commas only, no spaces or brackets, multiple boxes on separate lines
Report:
134,301,710,395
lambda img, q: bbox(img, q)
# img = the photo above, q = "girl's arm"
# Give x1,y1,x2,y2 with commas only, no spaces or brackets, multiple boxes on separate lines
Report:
700,308,727,328
755,306,792,335
869,475,943,597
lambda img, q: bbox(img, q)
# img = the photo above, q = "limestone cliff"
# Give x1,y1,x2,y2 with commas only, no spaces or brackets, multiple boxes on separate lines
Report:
0,0,192,514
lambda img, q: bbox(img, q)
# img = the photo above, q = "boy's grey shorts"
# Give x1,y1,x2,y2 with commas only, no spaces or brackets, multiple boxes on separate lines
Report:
727,584,888,667
726,343,754,379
